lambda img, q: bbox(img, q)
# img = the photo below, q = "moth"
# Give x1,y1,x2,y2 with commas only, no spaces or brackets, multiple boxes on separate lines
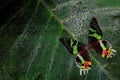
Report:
60,17,116,75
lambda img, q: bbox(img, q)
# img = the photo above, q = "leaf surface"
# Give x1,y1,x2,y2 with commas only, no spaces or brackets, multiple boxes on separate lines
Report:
0,0,120,80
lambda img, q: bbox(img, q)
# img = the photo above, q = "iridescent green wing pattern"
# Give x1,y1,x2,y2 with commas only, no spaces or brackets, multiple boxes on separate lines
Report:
59,37,79,55
88,17,103,44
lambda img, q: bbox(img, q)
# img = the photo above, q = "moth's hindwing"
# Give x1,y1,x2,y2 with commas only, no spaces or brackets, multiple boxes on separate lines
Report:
75,51,92,75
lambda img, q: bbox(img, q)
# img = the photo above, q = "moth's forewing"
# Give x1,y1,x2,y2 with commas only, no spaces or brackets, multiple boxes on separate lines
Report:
59,37,75,54
88,17,103,44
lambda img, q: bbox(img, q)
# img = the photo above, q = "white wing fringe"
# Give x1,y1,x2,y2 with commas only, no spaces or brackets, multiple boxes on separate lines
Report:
79,68,90,75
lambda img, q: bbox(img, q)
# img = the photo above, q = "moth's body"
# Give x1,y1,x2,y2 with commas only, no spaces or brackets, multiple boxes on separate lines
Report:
60,17,116,75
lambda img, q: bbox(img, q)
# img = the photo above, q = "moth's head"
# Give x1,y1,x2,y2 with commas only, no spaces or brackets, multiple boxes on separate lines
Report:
101,40,116,58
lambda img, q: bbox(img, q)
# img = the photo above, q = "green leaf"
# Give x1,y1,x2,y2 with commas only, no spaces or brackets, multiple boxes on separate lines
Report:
0,0,120,80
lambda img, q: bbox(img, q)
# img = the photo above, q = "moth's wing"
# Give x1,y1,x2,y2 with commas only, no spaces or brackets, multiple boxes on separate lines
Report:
88,17,103,44
60,37,73,54
59,37,79,55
